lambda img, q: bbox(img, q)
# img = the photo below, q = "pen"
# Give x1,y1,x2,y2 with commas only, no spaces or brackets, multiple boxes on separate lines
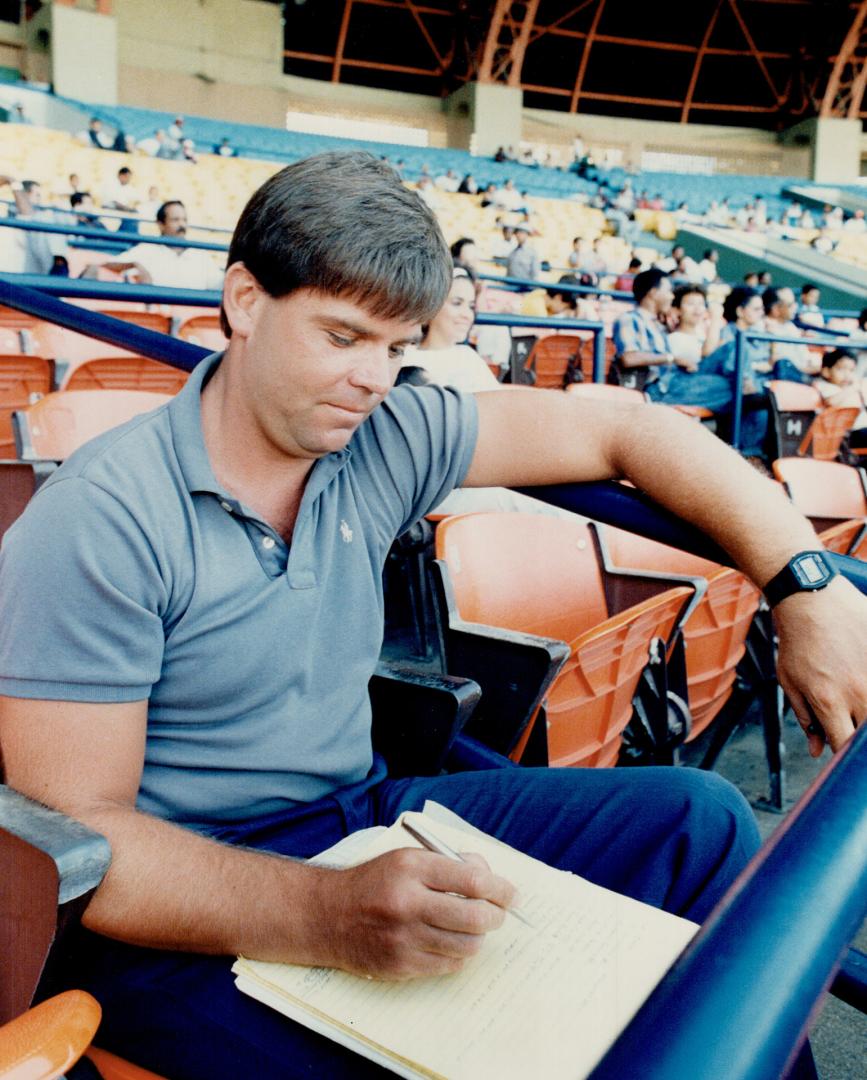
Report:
401,818,534,928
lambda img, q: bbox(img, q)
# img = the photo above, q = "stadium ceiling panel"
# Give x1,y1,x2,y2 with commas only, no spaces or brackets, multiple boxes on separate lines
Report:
282,0,867,127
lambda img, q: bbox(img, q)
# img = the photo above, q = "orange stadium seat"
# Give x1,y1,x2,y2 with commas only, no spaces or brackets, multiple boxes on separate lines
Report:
800,405,861,460
0,354,54,457
63,356,189,395
433,512,692,768
773,457,867,557
177,314,228,352
600,525,761,742
13,390,172,462
523,334,583,389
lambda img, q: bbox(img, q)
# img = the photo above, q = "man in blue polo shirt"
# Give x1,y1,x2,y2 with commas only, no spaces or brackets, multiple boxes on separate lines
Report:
613,268,732,411
0,152,864,1079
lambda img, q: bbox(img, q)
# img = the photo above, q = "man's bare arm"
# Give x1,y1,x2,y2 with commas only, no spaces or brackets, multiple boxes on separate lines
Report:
466,389,867,754
619,349,669,369
0,696,515,976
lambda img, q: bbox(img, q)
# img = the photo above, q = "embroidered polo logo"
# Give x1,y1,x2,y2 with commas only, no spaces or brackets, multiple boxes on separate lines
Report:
340,519,353,543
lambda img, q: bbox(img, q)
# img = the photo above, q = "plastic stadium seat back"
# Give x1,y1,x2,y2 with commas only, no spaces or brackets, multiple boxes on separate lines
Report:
14,390,172,461
773,458,867,520
0,991,101,1080
63,356,189,395
544,587,690,766
25,322,140,367
766,380,820,459
435,512,610,645
435,513,691,767
817,519,866,557
86,1045,169,1080
0,355,54,457
0,462,48,542
524,334,583,390
0,328,22,353
177,314,228,352
604,527,760,740
799,406,861,461
94,310,172,336
565,382,645,404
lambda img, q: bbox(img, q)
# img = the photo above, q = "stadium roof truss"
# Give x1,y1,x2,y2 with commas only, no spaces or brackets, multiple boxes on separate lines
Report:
282,0,867,128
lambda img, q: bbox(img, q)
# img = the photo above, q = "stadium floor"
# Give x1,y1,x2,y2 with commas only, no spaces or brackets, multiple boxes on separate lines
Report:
682,710,867,1080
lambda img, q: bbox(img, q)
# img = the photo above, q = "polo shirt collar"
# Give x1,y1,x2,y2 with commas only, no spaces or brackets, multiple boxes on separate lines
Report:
166,350,351,506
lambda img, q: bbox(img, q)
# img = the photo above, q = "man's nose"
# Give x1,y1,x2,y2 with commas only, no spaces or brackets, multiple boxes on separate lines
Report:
350,346,393,395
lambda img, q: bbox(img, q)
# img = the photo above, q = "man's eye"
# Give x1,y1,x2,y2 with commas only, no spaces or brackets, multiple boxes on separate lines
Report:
328,332,354,347
388,346,406,360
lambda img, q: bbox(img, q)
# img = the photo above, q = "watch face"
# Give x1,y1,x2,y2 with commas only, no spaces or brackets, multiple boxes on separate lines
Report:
792,553,830,588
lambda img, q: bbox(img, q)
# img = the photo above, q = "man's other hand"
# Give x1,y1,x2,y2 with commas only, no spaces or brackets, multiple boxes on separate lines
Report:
774,576,867,756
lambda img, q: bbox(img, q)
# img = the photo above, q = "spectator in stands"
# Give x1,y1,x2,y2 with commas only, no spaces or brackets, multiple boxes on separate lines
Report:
843,209,866,235
568,236,605,280
139,185,162,223
0,176,69,276
799,283,824,328
79,116,113,150
704,200,729,227
814,348,867,439
81,200,224,290
181,138,199,165
490,221,515,261
415,175,441,212
614,256,642,292
667,284,725,371
758,270,772,287
494,178,525,213
101,166,141,236
698,248,719,284
457,173,477,194
68,192,108,237
167,114,185,149
613,269,732,411
506,224,540,281
744,271,760,287
213,137,235,158
2,149,864,1079
137,129,163,157
449,236,479,273
702,285,776,457
434,168,460,192
762,286,816,380
656,244,685,275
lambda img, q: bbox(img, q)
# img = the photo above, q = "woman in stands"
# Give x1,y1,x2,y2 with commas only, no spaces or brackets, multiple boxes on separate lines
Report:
667,284,725,370
400,265,498,392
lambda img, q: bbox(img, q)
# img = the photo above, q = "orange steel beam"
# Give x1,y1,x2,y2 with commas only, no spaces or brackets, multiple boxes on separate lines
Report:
404,0,448,71
821,0,867,117
681,0,724,123
727,0,783,104
332,0,354,82
570,0,606,112
526,25,796,61
527,0,597,46
523,84,779,112
478,0,541,86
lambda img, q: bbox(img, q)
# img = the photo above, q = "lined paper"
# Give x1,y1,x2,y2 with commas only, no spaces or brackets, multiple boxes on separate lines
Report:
234,809,698,1080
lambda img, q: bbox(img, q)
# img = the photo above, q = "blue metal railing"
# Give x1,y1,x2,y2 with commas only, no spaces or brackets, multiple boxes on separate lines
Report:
730,327,854,450
591,721,867,1080
0,215,229,253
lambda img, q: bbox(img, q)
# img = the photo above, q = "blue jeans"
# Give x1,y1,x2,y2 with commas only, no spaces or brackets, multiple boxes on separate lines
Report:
64,760,761,1079
646,370,733,412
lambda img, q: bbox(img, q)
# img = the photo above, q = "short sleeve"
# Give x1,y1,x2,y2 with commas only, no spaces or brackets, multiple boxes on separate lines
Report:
0,476,168,702
350,384,478,538
613,313,639,355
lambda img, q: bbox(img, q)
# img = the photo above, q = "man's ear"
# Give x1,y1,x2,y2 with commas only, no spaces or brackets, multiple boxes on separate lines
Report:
222,262,262,339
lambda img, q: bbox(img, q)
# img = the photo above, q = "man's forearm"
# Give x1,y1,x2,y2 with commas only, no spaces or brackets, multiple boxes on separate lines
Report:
620,350,666,369
610,403,817,587
79,802,326,963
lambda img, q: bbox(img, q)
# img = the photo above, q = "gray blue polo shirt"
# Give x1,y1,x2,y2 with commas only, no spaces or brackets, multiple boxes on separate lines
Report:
0,352,478,829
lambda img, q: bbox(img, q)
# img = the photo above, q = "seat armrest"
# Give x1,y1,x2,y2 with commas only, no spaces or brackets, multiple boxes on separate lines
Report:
369,661,481,778
431,560,570,757
0,785,111,1024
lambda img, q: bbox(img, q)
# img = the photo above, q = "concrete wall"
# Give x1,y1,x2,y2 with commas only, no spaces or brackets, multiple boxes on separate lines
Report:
51,4,117,105
783,117,862,183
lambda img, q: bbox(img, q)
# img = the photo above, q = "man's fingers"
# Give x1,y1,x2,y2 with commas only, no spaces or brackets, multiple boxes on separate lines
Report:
784,685,827,758
417,851,518,921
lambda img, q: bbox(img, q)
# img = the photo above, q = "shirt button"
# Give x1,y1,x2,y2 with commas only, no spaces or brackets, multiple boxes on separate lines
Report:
262,536,276,550
220,501,232,511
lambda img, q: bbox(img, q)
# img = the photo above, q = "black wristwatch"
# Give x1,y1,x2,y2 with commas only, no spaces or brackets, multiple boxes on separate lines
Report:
762,550,838,608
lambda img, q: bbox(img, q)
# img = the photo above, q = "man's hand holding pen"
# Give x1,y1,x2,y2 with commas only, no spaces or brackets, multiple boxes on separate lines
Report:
307,846,519,981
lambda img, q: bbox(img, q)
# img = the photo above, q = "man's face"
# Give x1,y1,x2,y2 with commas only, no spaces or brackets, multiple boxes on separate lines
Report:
227,284,422,461
803,288,820,308
651,279,674,314
119,172,131,186
160,205,187,237
773,288,797,320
